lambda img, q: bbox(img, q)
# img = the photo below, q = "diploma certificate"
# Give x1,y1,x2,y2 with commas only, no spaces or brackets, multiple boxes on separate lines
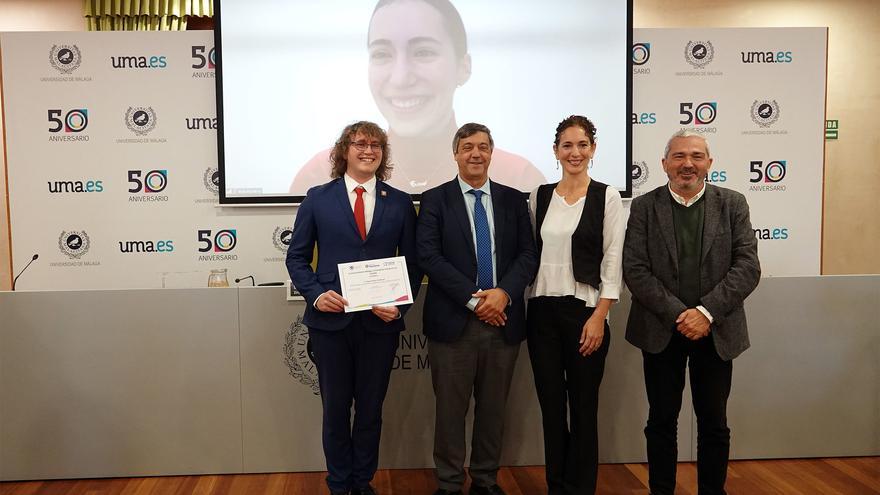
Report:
338,256,413,313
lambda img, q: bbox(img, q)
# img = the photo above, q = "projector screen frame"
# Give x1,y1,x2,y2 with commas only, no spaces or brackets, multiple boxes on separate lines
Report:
213,0,634,205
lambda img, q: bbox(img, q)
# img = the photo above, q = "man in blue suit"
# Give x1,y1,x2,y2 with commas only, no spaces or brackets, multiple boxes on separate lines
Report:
417,123,538,495
286,121,422,495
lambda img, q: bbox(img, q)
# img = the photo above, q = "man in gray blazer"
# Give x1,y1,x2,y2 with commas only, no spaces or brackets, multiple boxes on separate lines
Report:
623,130,760,495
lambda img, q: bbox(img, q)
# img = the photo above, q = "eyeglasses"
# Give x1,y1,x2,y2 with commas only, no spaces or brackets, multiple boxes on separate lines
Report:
351,141,383,152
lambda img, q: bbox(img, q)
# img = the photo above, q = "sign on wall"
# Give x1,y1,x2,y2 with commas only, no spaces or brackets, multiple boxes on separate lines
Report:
2,32,294,290
1,28,826,290
631,28,826,277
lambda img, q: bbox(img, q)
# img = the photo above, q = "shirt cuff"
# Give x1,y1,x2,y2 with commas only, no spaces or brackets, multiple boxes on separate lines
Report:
467,297,480,311
313,292,325,310
696,305,714,323
598,283,621,301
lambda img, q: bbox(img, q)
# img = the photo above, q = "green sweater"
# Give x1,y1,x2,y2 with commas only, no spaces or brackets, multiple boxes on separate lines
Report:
671,195,705,307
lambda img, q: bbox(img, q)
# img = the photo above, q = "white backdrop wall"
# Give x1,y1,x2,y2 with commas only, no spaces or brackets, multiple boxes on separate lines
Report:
1,31,294,290
631,28,827,277
1,28,826,290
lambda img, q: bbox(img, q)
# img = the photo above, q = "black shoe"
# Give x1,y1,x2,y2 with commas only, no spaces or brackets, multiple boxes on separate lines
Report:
351,486,376,495
433,490,463,495
469,485,505,495
330,491,349,495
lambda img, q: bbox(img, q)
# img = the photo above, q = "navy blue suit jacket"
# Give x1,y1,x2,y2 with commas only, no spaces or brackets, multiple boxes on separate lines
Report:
416,178,538,344
286,178,422,333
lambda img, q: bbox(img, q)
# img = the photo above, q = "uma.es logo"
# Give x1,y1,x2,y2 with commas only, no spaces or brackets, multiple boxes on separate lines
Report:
705,170,727,183
125,107,157,135
741,50,792,64
186,117,217,130
58,230,90,259
631,112,656,125
110,55,167,69
118,239,174,253
754,227,789,240
198,229,237,253
48,179,103,193
49,45,82,74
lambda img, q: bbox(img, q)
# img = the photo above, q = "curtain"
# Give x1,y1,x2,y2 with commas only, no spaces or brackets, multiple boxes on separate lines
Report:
84,0,214,31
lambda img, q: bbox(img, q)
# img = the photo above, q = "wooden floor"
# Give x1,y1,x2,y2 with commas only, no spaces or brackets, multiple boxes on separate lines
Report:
1,458,878,495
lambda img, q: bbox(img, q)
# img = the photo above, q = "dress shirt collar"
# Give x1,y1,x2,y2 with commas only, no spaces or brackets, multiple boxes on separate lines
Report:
667,182,706,207
344,173,377,195
457,175,491,196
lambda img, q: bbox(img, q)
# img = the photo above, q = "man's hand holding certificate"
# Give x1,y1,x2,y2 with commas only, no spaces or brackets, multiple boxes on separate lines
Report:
338,256,414,313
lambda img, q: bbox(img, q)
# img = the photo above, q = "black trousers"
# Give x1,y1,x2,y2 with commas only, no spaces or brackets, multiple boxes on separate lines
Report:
643,333,733,495
527,296,610,495
309,318,399,493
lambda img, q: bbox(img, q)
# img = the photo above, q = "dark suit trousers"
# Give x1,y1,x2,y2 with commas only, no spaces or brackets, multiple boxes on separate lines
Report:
428,314,521,491
642,333,732,495
527,296,610,495
309,318,399,493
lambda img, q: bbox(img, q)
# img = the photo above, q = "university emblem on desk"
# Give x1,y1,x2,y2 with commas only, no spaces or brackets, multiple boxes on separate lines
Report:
283,315,320,395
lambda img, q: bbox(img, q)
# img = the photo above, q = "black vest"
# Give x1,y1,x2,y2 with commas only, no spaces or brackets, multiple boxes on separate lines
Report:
534,180,608,290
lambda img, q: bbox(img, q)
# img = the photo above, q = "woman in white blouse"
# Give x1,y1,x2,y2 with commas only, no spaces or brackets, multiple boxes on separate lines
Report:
526,115,625,495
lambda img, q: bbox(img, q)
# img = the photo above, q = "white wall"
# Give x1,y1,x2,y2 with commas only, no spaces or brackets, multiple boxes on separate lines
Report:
0,0,83,289
635,0,880,274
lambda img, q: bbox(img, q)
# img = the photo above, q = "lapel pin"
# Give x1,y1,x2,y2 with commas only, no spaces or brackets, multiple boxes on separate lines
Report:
380,190,387,197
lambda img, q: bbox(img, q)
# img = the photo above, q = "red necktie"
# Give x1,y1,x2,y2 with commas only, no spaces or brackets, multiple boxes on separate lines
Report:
354,186,367,240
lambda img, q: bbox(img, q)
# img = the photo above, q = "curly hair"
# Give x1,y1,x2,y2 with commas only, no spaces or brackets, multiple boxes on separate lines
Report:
329,121,393,181
553,115,597,147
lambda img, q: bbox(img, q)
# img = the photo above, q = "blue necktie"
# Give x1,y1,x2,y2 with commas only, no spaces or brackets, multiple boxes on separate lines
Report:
469,189,493,290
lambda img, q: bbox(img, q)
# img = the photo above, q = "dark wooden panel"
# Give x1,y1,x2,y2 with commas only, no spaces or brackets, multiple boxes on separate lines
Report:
1,458,877,495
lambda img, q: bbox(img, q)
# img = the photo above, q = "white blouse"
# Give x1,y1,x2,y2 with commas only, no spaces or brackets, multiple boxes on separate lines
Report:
527,185,625,307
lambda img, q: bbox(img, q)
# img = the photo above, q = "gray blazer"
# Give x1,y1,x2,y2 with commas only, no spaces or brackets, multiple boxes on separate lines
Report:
623,184,761,361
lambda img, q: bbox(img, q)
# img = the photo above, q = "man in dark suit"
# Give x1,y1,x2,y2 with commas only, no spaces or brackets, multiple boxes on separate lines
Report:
417,123,538,495
286,121,422,495
623,131,761,495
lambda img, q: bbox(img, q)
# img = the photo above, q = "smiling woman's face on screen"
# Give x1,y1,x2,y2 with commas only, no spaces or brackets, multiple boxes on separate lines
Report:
367,0,471,137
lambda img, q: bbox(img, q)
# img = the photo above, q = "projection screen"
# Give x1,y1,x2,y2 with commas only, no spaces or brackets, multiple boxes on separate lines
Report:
215,0,632,204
